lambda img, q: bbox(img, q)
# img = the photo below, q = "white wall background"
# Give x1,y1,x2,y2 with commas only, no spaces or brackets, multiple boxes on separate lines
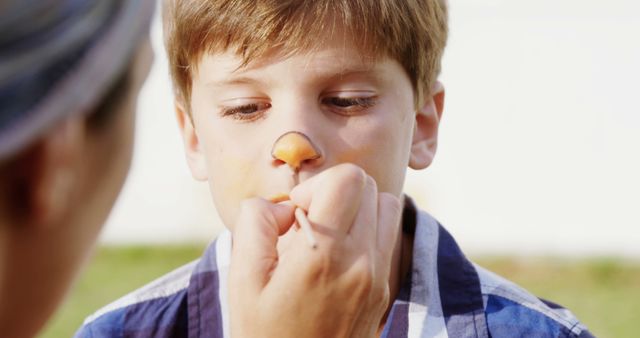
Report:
100,0,640,258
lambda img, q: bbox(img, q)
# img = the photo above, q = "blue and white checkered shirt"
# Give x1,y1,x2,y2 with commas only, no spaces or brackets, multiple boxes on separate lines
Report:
75,199,593,337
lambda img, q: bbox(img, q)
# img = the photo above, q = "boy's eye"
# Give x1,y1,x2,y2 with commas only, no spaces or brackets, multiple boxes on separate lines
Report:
322,96,377,114
220,102,271,121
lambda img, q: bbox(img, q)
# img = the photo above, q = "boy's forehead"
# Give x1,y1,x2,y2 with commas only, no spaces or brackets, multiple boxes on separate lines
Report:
196,46,383,86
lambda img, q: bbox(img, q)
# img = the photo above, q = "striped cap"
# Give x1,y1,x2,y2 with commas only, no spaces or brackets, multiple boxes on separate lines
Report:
0,0,156,160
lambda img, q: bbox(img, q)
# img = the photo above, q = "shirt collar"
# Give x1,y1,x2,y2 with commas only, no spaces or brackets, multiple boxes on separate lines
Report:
187,230,230,338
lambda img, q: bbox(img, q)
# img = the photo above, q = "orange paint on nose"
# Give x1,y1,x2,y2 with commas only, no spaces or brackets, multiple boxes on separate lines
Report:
271,131,320,171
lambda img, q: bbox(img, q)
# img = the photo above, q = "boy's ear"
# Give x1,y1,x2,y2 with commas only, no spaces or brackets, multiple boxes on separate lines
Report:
174,102,208,181
8,118,85,228
409,81,445,170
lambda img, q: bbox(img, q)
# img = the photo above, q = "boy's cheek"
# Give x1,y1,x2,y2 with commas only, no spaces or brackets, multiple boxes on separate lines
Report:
333,143,376,167
205,163,292,230
208,179,259,231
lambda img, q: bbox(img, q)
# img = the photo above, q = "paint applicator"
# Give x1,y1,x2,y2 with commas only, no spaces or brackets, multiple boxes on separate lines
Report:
270,131,322,249
294,207,318,249
269,193,317,249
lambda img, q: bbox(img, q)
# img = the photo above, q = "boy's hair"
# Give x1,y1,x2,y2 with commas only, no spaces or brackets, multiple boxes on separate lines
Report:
163,0,448,110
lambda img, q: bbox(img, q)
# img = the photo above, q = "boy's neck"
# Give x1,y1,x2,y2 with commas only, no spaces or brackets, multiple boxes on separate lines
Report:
378,196,416,336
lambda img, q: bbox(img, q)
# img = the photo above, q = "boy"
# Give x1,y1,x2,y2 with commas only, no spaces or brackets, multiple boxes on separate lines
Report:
0,0,155,337
78,0,594,337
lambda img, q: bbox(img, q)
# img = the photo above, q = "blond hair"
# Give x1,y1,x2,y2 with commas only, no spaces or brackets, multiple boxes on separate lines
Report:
163,0,448,109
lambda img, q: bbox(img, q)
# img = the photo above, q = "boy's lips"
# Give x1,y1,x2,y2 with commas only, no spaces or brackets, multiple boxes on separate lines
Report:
268,193,290,203
263,170,299,203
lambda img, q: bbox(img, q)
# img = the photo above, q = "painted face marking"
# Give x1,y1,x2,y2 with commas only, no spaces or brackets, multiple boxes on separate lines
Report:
271,131,321,175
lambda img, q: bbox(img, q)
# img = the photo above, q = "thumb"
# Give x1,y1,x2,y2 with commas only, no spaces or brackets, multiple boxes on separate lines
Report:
230,198,295,294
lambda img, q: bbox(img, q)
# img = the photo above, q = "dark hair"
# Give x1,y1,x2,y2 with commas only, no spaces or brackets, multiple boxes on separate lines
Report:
86,61,133,130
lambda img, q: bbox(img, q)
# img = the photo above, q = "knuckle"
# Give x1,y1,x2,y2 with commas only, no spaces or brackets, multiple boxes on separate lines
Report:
379,192,401,213
349,257,374,294
371,283,390,308
365,175,377,191
335,163,366,187
235,198,277,235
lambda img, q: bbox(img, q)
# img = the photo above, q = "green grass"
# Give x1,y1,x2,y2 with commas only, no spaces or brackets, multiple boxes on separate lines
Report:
38,246,205,338
39,247,639,338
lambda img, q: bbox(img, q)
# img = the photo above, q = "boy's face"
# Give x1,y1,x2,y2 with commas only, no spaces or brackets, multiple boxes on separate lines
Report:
178,35,442,229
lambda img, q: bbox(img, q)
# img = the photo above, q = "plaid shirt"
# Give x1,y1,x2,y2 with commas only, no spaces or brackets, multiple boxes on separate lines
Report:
75,199,594,338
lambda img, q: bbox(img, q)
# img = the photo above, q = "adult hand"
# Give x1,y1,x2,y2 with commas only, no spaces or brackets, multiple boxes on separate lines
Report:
229,164,402,338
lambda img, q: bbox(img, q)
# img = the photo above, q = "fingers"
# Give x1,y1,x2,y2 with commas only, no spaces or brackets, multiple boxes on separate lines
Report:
348,175,378,247
229,165,403,338
230,198,295,293
289,163,367,238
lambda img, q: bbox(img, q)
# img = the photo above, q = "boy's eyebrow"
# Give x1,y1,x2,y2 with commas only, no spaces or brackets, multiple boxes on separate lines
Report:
322,68,381,83
205,65,381,88
205,76,258,88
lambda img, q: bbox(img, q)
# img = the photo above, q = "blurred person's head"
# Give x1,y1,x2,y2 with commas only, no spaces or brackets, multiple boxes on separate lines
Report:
0,1,155,336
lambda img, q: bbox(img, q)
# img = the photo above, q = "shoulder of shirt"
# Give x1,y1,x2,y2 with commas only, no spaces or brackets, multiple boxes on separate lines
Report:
473,257,592,337
414,208,593,337
74,259,199,337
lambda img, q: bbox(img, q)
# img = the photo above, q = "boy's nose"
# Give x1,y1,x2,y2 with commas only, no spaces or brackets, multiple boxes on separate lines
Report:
271,131,321,172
